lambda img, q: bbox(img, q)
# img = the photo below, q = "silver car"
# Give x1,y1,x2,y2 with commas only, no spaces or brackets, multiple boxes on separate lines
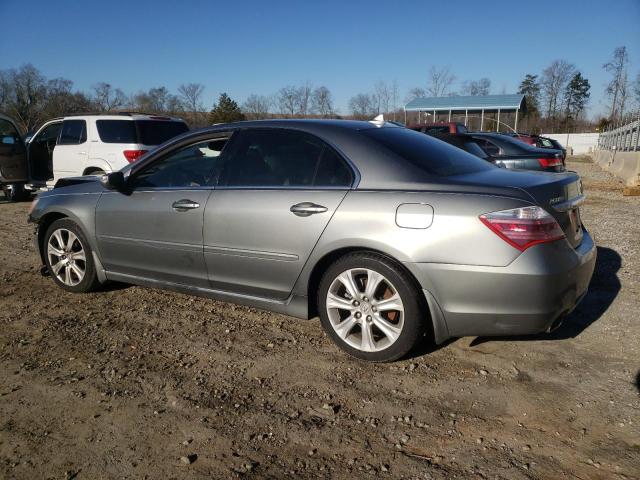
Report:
28,120,596,362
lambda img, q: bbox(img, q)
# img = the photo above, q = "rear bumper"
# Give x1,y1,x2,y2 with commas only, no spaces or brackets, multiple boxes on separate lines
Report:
407,229,597,340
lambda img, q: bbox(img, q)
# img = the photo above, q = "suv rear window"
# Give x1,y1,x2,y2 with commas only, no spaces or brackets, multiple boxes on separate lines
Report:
362,128,492,176
96,120,188,145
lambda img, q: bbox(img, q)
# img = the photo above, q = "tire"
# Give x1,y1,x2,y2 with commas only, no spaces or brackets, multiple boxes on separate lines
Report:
43,218,101,293
2,183,29,202
84,168,105,176
318,252,426,362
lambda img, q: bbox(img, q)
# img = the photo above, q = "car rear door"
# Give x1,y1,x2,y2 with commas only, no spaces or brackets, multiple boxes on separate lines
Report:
53,119,89,181
95,136,227,287
203,128,354,300
0,116,28,183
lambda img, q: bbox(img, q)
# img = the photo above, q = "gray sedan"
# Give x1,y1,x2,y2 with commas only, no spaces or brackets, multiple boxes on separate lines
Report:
28,120,596,362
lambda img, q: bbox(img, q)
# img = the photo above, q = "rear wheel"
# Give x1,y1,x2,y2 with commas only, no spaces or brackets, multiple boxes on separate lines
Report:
44,219,100,293
318,252,426,362
2,183,29,202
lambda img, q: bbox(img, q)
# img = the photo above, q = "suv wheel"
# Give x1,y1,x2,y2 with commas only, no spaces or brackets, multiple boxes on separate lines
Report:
2,183,29,202
318,252,425,362
44,219,100,293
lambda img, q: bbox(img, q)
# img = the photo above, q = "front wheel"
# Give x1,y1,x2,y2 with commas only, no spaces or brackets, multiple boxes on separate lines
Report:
318,252,426,362
44,218,101,293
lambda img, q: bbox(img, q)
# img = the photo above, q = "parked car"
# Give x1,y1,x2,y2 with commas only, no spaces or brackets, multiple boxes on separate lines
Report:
503,132,567,160
28,120,596,362
407,121,468,135
431,132,566,172
0,112,188,201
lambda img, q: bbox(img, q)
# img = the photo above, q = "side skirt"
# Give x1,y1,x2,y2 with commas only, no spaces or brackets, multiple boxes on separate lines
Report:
104,271,310,319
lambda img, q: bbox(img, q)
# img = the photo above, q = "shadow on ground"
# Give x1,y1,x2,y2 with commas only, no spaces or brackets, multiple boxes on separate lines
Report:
470,246,621,347
635,371,640,394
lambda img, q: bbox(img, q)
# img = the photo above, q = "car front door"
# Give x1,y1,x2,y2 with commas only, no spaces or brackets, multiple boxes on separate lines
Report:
204,128,354,300
52,119,88,181
95,136,228,287
0,116,28,184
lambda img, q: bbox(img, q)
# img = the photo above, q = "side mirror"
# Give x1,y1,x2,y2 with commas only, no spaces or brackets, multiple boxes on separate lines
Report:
100,171,126,191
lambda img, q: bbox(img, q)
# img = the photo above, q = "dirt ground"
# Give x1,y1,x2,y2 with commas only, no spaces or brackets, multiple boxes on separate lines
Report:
1,159,639,480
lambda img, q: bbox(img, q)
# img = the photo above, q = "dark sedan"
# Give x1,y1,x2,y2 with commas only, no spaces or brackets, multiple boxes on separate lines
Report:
431,132,566,172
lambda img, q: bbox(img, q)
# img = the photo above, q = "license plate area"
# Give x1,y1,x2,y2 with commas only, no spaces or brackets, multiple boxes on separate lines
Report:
569,207,583,243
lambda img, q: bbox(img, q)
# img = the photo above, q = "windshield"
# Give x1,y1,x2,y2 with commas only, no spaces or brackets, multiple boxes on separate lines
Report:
96,120,188,145
361,128,493,176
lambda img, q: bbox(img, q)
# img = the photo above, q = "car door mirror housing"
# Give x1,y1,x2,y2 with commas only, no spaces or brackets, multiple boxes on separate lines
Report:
101,171,126,191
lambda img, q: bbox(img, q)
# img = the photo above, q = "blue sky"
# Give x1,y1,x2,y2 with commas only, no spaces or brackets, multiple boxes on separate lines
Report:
1,0,638,117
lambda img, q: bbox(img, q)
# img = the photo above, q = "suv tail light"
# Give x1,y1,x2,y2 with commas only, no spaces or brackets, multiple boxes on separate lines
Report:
123,149,147,163
479,206,565,251
538,157,563,168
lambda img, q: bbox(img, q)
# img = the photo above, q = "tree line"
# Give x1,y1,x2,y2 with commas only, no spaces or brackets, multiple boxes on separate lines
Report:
1,45,638,134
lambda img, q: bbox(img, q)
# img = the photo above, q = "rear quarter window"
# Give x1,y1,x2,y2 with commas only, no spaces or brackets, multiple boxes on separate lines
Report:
96,120,188,145
362,128,493,176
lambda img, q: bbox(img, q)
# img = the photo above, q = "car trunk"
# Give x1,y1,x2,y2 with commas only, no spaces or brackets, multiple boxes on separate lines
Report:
452,168,585,249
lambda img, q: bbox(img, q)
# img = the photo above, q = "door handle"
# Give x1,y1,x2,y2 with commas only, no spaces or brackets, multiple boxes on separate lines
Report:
290,202,328,217
172,199,200,211
78,151,87,155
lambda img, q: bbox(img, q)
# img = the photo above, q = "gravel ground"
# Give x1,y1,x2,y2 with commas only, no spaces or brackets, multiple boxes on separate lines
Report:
1,159,639,479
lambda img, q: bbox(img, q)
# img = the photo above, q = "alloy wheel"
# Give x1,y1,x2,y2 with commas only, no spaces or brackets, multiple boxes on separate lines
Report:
47,228,86,286
326,268,404,352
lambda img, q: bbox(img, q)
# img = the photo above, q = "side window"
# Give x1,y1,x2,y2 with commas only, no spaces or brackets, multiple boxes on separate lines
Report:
33,123,62,144
131,138,229,189
58,120,87,145
314,147,353,187
222,129,352,188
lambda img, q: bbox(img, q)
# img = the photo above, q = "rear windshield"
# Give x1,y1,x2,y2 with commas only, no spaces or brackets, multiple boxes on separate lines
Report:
96,120,188,145
362,128,492,176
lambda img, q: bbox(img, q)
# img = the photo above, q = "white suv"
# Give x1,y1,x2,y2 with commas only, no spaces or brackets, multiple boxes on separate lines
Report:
0,113,188,199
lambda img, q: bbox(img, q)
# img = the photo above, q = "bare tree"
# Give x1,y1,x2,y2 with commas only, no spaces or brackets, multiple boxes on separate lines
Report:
132,87,182,114
177,83,205,125
462,78,491,96
373,81,391,115
242,94,272,120
426,66,456,97
277,85,298,116
296,83,313,117
349,93,376,119
603,46,629,121
2,64,48,131
633,73,640,110
311,86,334,117
405,87,426,103
44,78,92,118
540,60,576,120
92,82,127,112
390,80,400,120
178,83,205,111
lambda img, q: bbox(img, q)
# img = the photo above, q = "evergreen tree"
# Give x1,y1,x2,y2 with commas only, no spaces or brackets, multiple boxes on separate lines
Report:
518,74,541,117
563,72,590,122
208,93,246,124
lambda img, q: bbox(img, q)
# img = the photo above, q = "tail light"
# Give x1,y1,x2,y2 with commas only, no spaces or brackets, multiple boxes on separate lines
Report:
479,206,565,251
538,157,563,168
123,150,147,163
